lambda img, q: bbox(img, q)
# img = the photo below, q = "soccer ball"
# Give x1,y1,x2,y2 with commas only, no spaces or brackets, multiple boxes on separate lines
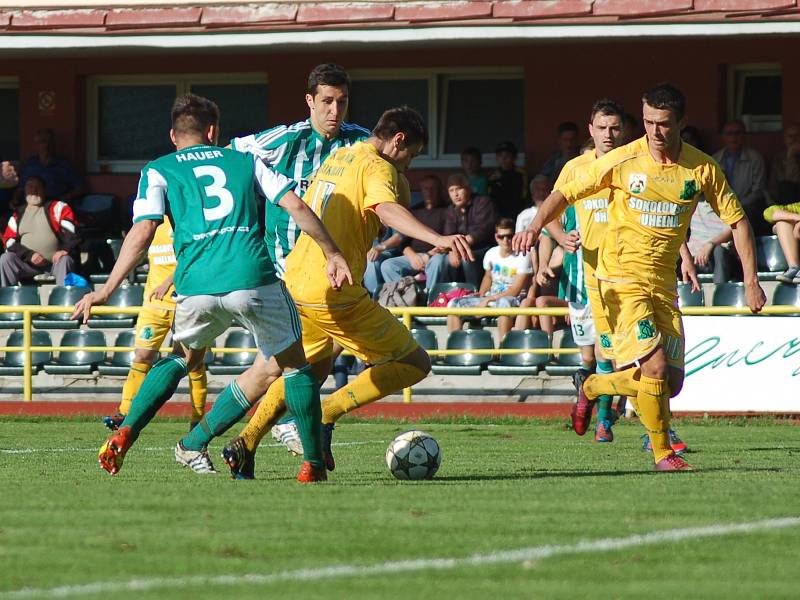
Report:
385,430,441,480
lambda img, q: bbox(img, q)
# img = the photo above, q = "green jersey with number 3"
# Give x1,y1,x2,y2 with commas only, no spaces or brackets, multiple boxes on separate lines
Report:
133,144,294,296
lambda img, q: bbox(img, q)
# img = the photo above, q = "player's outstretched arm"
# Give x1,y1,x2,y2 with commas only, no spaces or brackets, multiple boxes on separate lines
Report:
71,219,159,323
730,217,767,313
512,190,569,255
678,241,701,292
374,202,474,263
278,191,352,290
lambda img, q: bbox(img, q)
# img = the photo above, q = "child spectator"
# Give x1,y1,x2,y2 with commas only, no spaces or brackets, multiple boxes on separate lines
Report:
460,146,488,196
488,141,528,221
764,201,800,284
446,218,531,342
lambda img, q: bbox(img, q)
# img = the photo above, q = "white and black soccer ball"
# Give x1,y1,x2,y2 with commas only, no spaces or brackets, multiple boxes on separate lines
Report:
385,430,441,480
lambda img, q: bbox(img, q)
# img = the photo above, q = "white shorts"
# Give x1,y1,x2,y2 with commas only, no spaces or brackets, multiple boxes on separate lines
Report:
173,282,301,360
568,301,596,347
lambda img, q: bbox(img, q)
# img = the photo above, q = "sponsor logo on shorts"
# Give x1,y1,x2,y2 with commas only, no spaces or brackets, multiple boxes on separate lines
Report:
139,326,154,341
636,319,656,340
680,179,698,200
628,173,647,194
600,333,612,349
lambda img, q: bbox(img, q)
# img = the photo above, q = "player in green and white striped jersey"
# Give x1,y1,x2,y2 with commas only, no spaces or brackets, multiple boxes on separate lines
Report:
231,63,370,276
74,94,351,481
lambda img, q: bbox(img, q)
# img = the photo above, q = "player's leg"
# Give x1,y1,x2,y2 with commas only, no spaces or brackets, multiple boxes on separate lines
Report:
187,364,208,430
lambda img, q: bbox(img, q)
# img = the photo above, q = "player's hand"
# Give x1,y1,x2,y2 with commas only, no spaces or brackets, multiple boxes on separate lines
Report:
149,281,171,302
326,252,352,291
512,228,540,255
563,230,581,254
680,257,701,292
71,290,109,324
439,234,473,264
745,281,767,313
536,266,556,287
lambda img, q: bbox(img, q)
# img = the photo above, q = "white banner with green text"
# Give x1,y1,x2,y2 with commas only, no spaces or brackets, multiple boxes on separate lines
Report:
673,315,798,413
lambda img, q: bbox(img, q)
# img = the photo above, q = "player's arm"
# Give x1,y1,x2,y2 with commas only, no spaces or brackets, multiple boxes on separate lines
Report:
513,190,568,255
678,241,701,292
375,201,473,264
278,190,352,289
72,219,159,323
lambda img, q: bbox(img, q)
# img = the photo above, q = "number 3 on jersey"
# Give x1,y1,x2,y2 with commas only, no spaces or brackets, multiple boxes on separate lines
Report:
193,165,234,221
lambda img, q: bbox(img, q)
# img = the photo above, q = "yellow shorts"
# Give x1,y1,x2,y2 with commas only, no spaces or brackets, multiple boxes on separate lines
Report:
134,305,174,351
598,280,684,370
297,295,419,365
585,284,613,359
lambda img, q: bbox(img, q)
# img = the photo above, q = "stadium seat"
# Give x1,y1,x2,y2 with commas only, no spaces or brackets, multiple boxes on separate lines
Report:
488,329,549,375
33,285,92,329
43,330,106,375
711,282,746,310
677,281,705,307
411,328,438,351
208,330,256,375
756,235,788,275
418,282,478,325
87,284,143,329
772,283,800,316
0,286,41,329
0,331,52,376
431,329,493,376
98,331,136,376
545,329,583,376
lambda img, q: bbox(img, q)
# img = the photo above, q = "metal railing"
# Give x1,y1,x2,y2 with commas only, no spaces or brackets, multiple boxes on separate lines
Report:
1,304,798,402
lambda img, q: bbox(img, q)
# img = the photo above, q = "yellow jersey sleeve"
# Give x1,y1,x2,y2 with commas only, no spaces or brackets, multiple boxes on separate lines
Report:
363,158,400,211
557,150,616,205
701,160,746,226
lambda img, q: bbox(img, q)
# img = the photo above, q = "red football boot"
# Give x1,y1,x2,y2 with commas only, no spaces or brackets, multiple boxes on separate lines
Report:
654,453,694,471
297,461,327,483
98,426,134,475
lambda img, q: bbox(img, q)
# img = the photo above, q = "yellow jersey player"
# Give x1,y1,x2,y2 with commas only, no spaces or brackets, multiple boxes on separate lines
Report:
221,106,472,479
515,83,766,471
103,218,208,431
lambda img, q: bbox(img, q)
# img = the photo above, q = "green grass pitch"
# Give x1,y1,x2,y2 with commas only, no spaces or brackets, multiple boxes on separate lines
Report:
1,416,798,599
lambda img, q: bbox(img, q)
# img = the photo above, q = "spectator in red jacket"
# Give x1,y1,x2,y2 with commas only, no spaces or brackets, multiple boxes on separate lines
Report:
1,175,81,286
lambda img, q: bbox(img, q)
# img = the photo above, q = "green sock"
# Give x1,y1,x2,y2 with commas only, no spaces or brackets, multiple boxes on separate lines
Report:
284,364,323,468
595,359,614,422
181,381,251,451
122,354,187,441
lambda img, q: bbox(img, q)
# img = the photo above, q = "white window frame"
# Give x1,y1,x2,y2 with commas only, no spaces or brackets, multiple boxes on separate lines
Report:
727,63,782,133
87,73,268,173
350,67,523,169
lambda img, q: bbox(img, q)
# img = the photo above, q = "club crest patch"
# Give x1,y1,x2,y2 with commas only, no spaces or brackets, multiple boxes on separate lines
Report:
628,173,647,195
139,326,154,341
680,179,698,200
636,319,656,340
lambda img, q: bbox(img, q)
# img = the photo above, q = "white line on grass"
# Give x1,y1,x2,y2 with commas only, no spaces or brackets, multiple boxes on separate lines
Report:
2,516,797,599
0,440,384,455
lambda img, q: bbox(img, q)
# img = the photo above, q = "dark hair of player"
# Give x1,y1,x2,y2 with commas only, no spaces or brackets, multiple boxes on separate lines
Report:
642,83,686,121
557,121,579,135
373,106,429,147
307,63,351,96
495,217,515,231
589,99,625,124
171,94,220,137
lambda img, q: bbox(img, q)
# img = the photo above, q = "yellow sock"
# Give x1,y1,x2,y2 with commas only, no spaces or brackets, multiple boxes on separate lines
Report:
239,377,287,452
637,374,672,463
583,367,640,399
188,365,208,425
119,361,151,414
321,361,427,424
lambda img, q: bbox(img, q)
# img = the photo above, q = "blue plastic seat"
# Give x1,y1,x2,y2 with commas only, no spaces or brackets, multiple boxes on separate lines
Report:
772,283,800,316
677,282,705,307
545,329,583,376
87,285,144,329
711,282,746,308
33,285,92,329
431,329,493,376
43,330,106,375
756,235,788,274
98,331,136,376
488,329,549,375
0,331,52,376
208,330,256,375
0,286,41,329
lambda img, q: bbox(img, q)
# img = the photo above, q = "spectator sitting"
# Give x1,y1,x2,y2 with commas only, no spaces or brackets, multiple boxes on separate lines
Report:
537,122,579,182
712,120,769,235
515,174,549,234
427,173,496,289
446,218,531,342
763,201,800,284
688,199,740,284
768,122,800,205
460,146,488,195
17,128,87,208
363,227,403,295
1,175,81,286
681,126,706,152
488,141,528,220
513,233,562,333
380,174,448,288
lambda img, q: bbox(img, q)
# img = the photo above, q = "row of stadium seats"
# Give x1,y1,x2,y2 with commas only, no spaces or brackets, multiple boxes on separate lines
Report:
678,281,800,308
0,329,258,377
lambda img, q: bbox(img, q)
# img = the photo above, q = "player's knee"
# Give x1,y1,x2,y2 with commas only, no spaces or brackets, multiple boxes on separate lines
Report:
401,346,431,377
640,348,668,380
132,348,157,364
